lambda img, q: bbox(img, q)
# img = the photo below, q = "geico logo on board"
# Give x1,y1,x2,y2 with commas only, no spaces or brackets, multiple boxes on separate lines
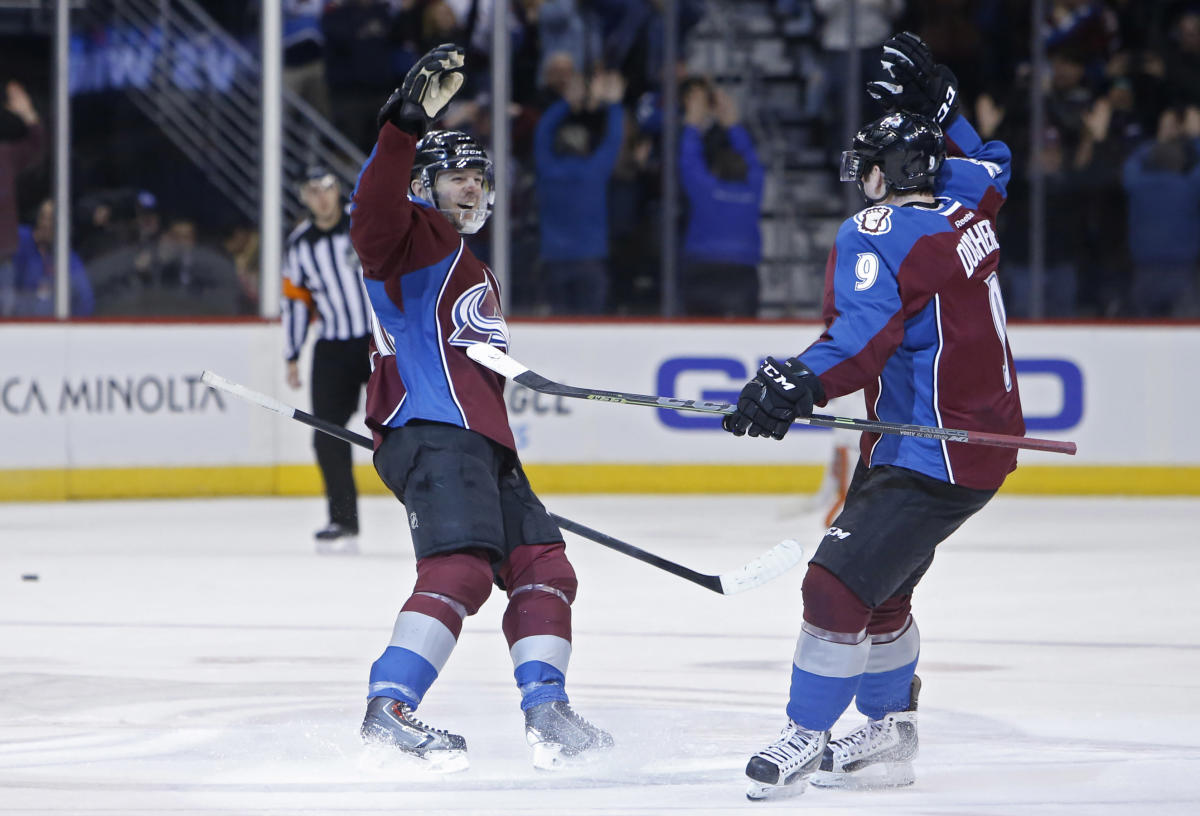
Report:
655,356,1083,433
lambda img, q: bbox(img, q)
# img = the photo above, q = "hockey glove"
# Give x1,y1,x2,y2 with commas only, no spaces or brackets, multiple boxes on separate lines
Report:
378,43,466,135
722,357,824,441
866,31,960,126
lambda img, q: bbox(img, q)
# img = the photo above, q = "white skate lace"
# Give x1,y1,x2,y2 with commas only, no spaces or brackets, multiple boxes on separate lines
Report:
759,724,814,765
832,720,886,757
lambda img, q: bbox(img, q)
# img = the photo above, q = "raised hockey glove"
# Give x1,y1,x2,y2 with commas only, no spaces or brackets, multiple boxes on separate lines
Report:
866,31,960,126
378,43,466,135
722,357,824,441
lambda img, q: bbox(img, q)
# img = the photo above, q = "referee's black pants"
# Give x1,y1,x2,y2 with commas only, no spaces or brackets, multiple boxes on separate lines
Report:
310,335,372,529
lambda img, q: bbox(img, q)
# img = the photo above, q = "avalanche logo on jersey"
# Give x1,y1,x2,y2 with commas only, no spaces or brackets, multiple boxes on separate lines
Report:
448,280,510,350
854,205,893,235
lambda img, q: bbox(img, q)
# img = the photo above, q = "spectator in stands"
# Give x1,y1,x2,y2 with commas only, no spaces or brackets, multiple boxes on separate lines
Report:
588,0,703,101
1073,89,1142,315
1165,10,1200,109
678,79,764,317
11,198,93,317
323,0,406,152
538,50,581,108
534,66,626,314
809,0,904,146
1121,106,1200,317
90,217,240,316
997,126,1084,318
132,191,163,254
224,222,260,314
284,0,331,116
76,189,132,261
419,0,464,54
152,219,241,314
1044,0,1120,84
905,0,987,98
1044,48,1096,152
535,0,601,90
0,80,44,318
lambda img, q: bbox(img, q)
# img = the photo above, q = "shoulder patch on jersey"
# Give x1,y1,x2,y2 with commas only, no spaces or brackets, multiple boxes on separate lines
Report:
854,205,893,235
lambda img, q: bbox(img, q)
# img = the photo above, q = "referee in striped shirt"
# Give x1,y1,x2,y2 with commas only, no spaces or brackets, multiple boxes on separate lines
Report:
283,166,373,553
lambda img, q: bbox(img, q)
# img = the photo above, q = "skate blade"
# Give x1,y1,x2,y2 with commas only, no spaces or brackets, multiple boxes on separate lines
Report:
528,739,611,771
746,779,808,801
316,536,359,555
811,761,914,790
530,741,567,771
360,741,469,774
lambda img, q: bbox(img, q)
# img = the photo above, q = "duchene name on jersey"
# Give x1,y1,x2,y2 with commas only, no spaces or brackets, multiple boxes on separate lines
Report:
955,218,999,278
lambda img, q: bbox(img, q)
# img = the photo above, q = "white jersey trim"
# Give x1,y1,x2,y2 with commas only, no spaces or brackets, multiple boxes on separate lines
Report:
932,294,955,484
867,375,884,466
434,239,469,429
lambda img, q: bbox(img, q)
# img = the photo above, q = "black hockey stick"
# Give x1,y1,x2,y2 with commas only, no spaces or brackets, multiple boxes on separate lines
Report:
199,371,804,595
465,344,1078,456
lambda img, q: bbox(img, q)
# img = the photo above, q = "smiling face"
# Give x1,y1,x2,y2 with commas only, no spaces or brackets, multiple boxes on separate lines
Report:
412,167,489,233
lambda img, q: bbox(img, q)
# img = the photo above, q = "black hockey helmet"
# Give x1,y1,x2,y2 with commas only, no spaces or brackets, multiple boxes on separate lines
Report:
840,111,946,199
411,130,494,234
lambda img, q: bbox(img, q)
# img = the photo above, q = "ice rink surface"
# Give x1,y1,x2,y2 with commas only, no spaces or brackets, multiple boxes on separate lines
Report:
2,492,1199,815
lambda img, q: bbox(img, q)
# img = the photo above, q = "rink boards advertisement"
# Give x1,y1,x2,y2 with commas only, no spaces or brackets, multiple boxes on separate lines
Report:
1,321,1197,499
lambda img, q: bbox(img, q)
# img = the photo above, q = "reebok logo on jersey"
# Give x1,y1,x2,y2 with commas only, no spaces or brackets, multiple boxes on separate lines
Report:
956,219,1000,278
824,526,852,540
953,210,975,228
854,206,893,235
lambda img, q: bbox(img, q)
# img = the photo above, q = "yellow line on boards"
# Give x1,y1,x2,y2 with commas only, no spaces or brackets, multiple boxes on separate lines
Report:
1,464,1199,501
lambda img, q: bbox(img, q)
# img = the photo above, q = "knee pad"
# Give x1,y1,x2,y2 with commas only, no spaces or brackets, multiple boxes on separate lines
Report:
500,542,577,605
802,563,872,635
411,549,494,615
868,593,912,636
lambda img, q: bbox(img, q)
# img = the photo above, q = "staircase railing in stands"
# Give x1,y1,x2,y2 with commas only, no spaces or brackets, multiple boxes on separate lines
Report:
93,0,366,227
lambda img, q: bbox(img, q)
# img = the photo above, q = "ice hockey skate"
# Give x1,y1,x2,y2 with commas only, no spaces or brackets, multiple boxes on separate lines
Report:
314,522,359,555
524,700,614,770
812,675,921,790
744,721,830,801
359,696,468,772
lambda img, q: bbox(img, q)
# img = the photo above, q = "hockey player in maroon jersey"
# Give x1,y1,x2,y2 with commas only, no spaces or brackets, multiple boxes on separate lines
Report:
723,33,1025,799
349,44,611,772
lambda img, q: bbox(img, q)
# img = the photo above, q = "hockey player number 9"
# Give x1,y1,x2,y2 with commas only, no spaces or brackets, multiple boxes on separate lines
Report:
854,252,879,291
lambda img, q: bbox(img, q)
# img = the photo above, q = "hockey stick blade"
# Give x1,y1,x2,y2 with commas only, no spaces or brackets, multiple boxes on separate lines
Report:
718,538,806,595
466,344,1077,456
553,514,804,594
200,371,797,594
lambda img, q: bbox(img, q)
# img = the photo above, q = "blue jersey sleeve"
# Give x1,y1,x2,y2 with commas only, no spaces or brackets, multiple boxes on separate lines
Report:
936,116,1011,211
798,217,908,398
